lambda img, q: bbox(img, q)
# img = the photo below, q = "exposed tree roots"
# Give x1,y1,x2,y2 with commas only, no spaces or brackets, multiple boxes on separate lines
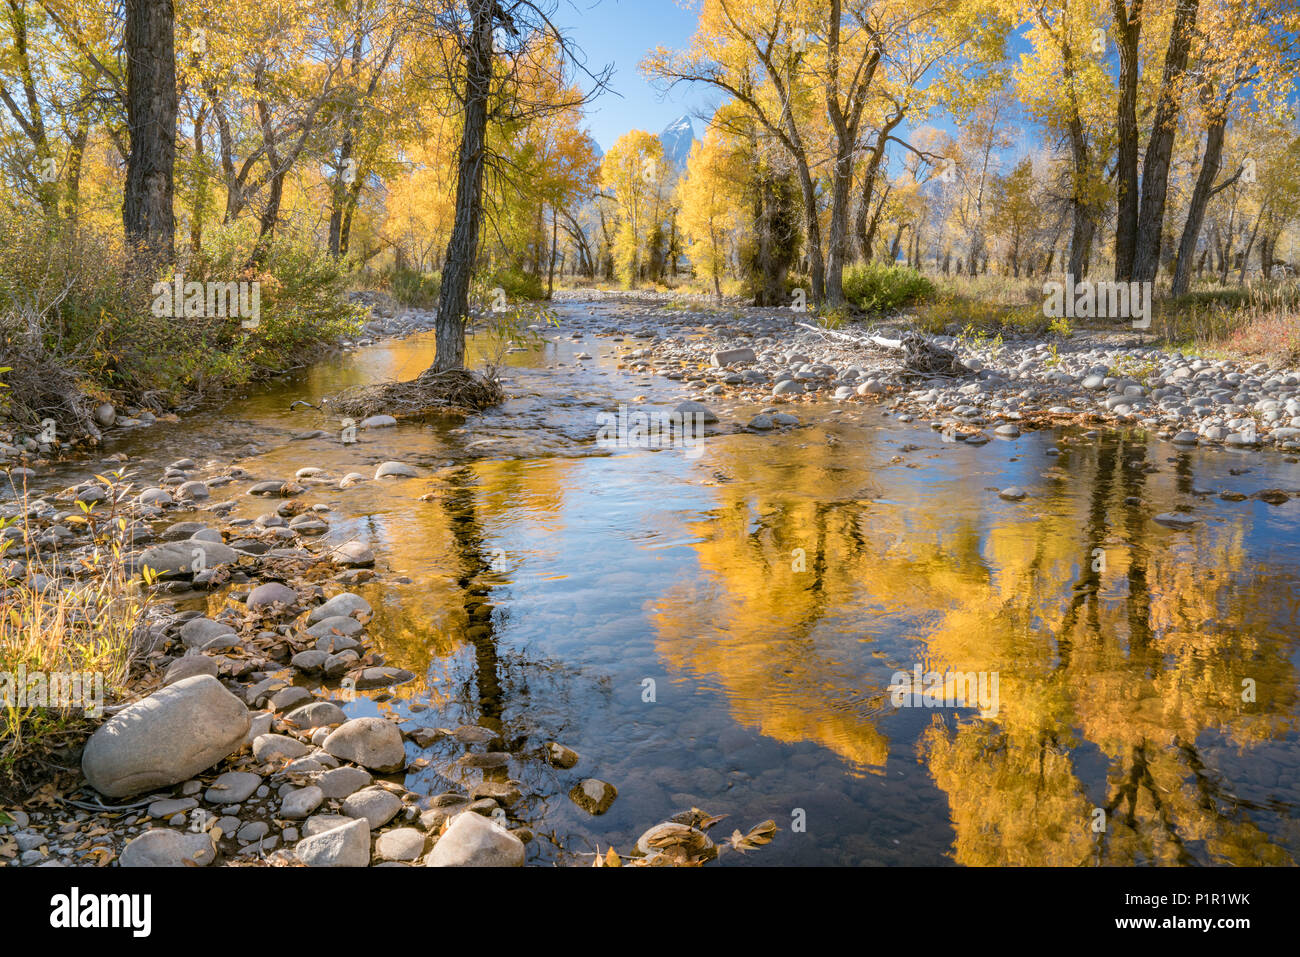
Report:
324,366,506,420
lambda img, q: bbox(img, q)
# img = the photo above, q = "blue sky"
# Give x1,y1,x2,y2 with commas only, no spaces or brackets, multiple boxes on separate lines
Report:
553,0,708,150
550,1,1039,168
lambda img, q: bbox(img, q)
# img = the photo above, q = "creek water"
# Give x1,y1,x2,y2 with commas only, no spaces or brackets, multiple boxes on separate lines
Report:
53,298,1300,864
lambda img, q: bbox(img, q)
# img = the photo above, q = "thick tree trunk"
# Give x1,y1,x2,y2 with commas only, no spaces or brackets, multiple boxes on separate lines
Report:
328,131,355,259
1133,0,1200,284
1069,211,1095,280
123,0,177,265
1059,36,1096,281
794,162,825,305
1112,0,1143,281
431,0,493,373
820,0,879,306
824,142,857,305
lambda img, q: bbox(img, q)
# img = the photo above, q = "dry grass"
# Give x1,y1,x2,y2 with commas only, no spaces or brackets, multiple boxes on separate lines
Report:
0,475,149,799
1154,282,1300,362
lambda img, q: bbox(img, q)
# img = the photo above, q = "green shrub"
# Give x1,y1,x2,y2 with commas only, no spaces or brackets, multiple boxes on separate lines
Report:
841,262,935,314
484,265,546,303
0,210,362,423
389,266,441,307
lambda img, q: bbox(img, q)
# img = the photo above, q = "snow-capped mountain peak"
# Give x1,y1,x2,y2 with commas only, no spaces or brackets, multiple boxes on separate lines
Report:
659,114,696,175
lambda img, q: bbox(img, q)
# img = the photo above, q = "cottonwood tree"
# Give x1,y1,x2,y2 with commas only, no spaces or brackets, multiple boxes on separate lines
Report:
647,0,1003,306
678,129,744,296
179,1,349,264
410,0,608,373
1110,0,1201,284
323,0,405,259
1013,0,1113,279
989,156,1041,275
1169,0,1300,295
645,0,837,304
600,129,665,286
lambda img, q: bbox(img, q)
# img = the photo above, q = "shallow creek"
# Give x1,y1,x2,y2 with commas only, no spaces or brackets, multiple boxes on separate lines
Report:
41,297,1300,864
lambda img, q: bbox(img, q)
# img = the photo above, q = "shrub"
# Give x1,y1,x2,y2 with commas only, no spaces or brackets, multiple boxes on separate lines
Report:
914,290,1047,336
484,265,546,303
841,262,935,314
0,211,362,431
388,266,441,307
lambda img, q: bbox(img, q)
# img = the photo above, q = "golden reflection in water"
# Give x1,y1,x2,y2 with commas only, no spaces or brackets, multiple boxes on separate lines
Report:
650,428,1299,865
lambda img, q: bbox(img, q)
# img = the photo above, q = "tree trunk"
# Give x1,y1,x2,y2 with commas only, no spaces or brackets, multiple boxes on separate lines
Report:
824,142,856,305
188,104,208,251
328,130,355,258
63,120,90,222
854,115,902,261
862,182,891,264
1238,206,1266,284
1133,0,1200,284
1060,37,1095,280
1069,211,1095,280
431,0,493,373
123,0,177,265
1112,0,1143,281
546,207,558,299
794,163,825,304
1171,111,1228,297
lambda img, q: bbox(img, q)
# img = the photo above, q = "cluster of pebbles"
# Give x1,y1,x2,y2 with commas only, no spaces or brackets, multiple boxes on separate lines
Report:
588,300,1300,456
1,454,624,867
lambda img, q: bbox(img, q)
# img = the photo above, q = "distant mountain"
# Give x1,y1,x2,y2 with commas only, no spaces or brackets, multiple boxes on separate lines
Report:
659,114,696,177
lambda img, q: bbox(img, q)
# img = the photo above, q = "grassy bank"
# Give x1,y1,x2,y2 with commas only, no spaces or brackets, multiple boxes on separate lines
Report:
0,213,364,448
0,478,146,800
907,274,1300,363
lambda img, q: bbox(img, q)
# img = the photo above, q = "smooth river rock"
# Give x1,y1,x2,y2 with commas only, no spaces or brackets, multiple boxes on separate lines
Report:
295,818,371,867
425,811,525,867
322,717,405,771
139,541,238,578
119,829,216,867
307,592,372,624
82,675,250,798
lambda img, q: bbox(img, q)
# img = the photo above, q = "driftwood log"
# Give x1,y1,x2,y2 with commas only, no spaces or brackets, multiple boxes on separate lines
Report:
794,323,973,379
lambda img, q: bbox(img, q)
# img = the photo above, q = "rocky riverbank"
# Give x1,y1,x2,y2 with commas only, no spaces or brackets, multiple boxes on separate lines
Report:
593,296,1300,459
0,293,434,462
1,446,748,867
0,457,566,866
